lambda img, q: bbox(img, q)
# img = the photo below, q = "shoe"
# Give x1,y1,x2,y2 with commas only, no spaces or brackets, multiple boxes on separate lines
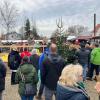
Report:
35,95,42,100
93,76,97,81
86,77,93,81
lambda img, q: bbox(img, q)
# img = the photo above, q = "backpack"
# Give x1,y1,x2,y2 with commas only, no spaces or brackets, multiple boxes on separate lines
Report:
8,54,18,69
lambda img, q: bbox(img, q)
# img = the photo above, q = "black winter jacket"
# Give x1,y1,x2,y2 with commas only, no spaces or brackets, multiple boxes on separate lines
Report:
0,59,6,91
76,48,90,65
8,50,21,70
41,54,66,90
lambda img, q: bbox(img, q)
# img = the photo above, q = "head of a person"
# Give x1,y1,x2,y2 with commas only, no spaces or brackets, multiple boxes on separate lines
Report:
49,43,57,54
31,49,37,55
24,48,28,51
58,64,83,87
11,47,18,51
80,43,85,48
85,44,90,48
22,56,29,63
90,43,99,49
95,43,99,47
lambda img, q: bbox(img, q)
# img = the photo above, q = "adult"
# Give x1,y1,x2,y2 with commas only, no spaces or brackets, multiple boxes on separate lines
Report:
8,48,21,85
15,56,38,100
76,43,90,81
36,48,49,99
88,44,100,81
0,59,6,100
20,48,31,58
41,43,66,100
30,49,39,72
56,64,89,100
86,43,96,79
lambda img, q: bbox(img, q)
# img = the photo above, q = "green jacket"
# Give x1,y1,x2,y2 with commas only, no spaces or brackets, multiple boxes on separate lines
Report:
90,48,100,65
15,63,38,96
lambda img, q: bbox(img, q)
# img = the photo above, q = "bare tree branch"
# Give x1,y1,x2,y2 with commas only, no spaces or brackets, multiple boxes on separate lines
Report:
0,1,18,33
56,17,64,34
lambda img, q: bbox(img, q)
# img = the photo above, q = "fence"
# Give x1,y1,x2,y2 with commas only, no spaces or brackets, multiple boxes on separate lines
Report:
0,45,47,62
0,45,47,52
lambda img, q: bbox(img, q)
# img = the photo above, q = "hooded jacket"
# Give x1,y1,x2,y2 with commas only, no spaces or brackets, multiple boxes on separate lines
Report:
56,83,89,100
15,63,38,96
91,48,100,65
41,54,65,90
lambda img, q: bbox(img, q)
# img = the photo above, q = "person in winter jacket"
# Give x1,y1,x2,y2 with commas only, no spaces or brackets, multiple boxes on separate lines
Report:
0,58,6,100
86,43,97,79
8,48,21,85
88,44,100,81
30,49,39,72
15,56,38,100
20,48,31,58
36,48,49,99
41,43,66,100
56,64,89,100
76,43,90,81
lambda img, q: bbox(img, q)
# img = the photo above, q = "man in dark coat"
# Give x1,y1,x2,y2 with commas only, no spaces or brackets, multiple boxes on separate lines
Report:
76,43,90,81
8,48,21,85
0,58,6,100
41,43,66,100
30,49,39,71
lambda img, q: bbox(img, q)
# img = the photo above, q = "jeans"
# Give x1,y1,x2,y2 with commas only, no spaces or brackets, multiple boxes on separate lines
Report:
21,96,34,100
44,86,56,100
89,63,100,78
81,64,88,81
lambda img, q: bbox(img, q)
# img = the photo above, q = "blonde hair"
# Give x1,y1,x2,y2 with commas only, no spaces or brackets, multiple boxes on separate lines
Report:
59,64,83,86
11,44,17,51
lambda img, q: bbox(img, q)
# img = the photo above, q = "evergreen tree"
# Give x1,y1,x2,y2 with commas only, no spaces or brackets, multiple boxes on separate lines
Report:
32,22,39,39
24,19,31,39
32,26,39,39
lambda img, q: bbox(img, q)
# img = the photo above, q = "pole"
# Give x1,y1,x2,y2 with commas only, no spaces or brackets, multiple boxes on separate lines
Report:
94,14,96,41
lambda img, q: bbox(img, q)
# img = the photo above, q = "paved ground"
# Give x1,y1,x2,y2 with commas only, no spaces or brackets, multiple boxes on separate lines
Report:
2,74,99,100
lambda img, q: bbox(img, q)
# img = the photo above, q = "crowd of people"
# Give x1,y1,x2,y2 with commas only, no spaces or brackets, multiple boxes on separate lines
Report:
0,41,100,100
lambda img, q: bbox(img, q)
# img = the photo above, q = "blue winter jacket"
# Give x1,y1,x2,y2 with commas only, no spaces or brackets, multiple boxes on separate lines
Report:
56,83,89,100
38,48,49,70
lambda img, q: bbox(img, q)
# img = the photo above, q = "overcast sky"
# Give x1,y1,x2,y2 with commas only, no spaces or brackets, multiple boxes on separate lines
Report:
1,0,100,37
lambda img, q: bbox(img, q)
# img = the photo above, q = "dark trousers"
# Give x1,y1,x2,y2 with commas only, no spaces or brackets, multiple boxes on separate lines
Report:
44,86,56,100
38,83,44,96
89,63,100,78
0,92,2,100
11,72,16,85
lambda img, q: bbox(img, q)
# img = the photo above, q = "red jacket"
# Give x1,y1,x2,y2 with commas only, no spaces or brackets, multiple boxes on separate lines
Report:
21,51,31,58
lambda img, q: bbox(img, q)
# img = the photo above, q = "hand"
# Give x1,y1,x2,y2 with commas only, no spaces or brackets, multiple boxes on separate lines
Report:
95,82,100,93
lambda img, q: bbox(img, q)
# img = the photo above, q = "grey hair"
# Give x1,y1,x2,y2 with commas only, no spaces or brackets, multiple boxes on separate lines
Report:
31,49,37,54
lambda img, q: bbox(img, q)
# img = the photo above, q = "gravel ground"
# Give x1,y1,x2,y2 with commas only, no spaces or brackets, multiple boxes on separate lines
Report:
2,73,99,100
